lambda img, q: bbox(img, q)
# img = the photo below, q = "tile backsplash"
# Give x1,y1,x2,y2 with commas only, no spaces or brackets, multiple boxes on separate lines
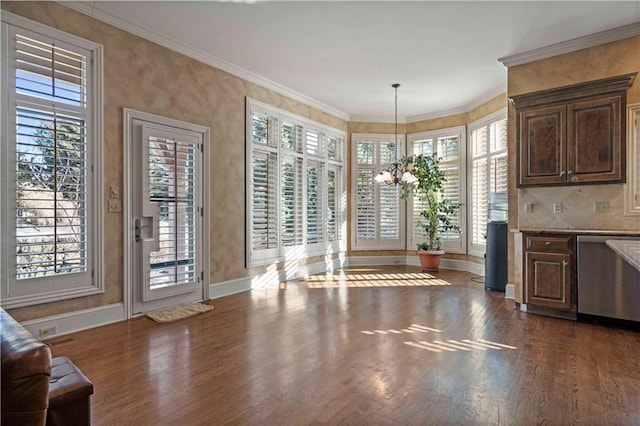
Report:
518,184,640,231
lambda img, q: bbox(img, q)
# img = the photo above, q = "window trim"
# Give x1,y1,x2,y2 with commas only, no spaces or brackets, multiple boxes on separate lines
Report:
625,104,640,216
1,12,104,308
245,98,346,267
406,126,467,254
467,108,507,258
350,133,407,251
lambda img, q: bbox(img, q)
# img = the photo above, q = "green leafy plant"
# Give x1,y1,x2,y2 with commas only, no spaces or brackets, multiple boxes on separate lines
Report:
400,154,461,251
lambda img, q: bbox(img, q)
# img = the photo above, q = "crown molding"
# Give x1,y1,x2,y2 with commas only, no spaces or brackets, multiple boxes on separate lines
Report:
58,1,351,121
351,85,507,125
405,106,468,124
498,22,640,68
349,115,407,124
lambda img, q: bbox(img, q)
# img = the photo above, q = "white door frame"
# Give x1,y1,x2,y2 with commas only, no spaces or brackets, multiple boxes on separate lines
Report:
123,108,210,318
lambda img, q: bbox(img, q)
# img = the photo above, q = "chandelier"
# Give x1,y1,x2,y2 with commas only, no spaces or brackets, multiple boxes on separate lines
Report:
374,83,417,185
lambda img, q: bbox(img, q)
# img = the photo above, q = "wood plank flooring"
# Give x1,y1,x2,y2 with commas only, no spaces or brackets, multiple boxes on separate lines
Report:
47,266,640,425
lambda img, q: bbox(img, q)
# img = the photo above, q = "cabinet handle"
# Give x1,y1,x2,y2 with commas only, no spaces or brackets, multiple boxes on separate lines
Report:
562,260,568,266
559,171,565,177
545,241,550,246
567,170,573,175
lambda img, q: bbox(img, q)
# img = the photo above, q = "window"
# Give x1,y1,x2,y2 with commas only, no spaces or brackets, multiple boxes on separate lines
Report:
407,126,466,253
246,99,345,266
1,13,103,308
468,109,507,257
625,105,640,215
351,134,406,250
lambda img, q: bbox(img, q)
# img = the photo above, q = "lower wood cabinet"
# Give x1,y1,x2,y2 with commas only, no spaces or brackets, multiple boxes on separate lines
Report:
524,234,576,318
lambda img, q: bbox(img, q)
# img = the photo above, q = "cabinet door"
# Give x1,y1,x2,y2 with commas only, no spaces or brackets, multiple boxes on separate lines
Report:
526,251,571,310
518,105,566,186
567,94,623,183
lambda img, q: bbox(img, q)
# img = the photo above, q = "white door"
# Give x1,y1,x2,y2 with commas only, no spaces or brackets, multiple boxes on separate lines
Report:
130,119,204,315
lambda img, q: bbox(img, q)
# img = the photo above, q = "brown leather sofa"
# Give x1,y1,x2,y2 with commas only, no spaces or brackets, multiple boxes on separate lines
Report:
1,308,93,426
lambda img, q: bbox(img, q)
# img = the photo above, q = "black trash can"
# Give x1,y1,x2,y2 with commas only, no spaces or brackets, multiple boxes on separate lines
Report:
484,221,507,292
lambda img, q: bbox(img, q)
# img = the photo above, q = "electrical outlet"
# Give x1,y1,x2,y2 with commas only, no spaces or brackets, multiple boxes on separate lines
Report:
108,199,121,213
39,325,57,338
553,202,562,214
524,202,533,213
593,201,609,213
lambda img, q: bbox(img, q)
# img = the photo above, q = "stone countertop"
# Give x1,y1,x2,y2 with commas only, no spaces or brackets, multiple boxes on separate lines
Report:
606,240,640,272
513,228,640,236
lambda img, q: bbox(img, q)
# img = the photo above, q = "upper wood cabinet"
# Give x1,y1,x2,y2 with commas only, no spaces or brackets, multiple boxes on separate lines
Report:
512,73,636,187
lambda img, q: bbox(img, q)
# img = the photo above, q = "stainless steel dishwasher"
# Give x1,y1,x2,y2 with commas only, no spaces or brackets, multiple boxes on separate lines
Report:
577,235,640,322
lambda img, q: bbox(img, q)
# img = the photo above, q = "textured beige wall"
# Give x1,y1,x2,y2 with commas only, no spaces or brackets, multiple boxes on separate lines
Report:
406,113,466,134
3,1,347,321
507,35,640,296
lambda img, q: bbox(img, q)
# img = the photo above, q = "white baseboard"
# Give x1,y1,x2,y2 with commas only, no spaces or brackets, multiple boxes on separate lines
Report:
20,303,125,339
352,255,485,276
348,255,408,266
209,255,348,299
519,303,528,312
505,283,515,300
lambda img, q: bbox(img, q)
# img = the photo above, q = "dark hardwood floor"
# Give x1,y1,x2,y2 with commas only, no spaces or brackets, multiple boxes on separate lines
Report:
47,266,640,425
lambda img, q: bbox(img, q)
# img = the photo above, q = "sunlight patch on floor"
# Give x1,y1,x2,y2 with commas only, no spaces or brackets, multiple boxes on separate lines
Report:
305,271,453,288
404,338,518,353
361,324,442,335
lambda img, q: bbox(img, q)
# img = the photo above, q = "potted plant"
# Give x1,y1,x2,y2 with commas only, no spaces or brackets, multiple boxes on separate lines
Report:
399,154,461,271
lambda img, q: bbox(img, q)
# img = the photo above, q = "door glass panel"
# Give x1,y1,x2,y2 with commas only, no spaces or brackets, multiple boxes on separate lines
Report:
148,136,196,290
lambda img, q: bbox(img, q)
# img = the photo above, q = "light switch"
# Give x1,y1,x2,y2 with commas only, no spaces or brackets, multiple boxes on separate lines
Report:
109,185,120,199
553,202,562,214
593,201,609,213
524,203,533,213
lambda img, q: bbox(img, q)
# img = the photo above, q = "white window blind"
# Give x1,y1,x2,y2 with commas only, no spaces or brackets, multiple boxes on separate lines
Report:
250,151,278,256
306,161,325,244
281,157,303,247
468,110,508,257
246,99,345,266
407,127,466,253
147,136,197,289
327,166,342,242
1,14,103,308
351,134,405,250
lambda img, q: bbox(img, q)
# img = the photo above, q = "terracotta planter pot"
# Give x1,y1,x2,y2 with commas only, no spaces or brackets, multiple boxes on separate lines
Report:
418,250,445,272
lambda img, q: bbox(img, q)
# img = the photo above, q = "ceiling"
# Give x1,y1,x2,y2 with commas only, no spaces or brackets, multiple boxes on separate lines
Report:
68,1,640,121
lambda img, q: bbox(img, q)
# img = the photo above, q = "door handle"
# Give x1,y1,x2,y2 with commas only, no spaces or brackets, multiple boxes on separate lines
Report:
135,218,152,243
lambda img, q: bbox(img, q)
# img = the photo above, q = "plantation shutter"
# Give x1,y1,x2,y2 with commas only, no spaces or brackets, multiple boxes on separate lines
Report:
281,157,303,247
15,107,88,280
146,135,197,289
407,131,464,253
351,135,405,250
2,17,104,307
356,169,376,239
471,125,489,248
15,34,87,107
380,184,400,240
306,161,325,244
246,99,345,266
327,166,341,242
410,138,433,249
437,136,462,248
469,113,507,256
251,151,278,255
490,119,508,194
12,29,92,284
306,129,320,156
